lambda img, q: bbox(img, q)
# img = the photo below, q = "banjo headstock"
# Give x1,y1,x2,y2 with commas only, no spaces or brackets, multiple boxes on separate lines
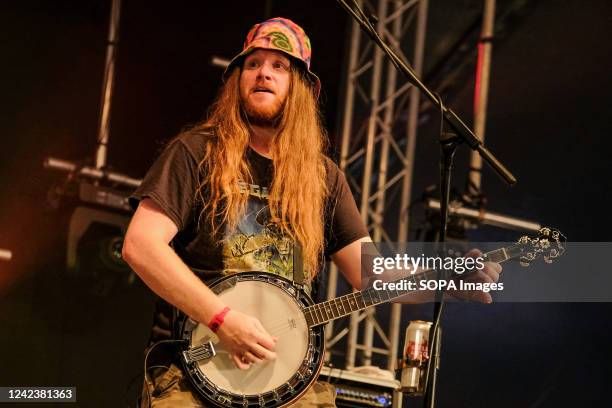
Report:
516,227,566,267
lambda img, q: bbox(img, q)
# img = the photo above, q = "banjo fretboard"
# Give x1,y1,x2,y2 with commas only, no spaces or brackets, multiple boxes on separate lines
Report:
303,245,523,327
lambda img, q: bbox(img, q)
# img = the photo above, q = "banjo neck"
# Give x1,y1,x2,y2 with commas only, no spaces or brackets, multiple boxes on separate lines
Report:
303,244,524,328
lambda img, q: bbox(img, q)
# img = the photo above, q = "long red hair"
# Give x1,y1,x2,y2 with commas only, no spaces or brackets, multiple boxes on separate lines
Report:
190,67,328,277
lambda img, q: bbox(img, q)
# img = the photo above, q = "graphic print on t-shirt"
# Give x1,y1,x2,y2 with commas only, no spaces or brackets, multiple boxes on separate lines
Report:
221,181,295,280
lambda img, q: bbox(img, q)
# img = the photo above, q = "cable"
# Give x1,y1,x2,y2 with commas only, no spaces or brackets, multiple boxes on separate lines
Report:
141,339,185,408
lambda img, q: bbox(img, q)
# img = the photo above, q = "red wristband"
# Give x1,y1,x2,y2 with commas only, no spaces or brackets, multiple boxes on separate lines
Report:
208,306,231,333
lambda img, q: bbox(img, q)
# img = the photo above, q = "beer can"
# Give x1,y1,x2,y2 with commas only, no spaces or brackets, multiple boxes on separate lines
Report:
400,320,432,394
404,320,432,363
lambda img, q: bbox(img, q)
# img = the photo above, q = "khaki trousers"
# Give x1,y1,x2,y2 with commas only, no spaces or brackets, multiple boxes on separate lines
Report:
141,364,336,407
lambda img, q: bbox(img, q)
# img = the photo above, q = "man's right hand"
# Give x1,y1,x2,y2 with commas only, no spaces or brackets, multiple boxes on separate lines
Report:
216,310,277,370
124,200,278,370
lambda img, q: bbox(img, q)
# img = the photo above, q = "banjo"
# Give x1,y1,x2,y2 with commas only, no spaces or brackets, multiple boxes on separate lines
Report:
176,227,564,407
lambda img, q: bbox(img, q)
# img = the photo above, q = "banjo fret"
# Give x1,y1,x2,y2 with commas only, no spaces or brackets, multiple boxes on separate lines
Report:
356,292,367,309
340,295,351,316
325,303,333,320
313,304,324,324
325,301,340,319
331,299,341,319
341,295,350,315
319,303,330,321
362,289,373,307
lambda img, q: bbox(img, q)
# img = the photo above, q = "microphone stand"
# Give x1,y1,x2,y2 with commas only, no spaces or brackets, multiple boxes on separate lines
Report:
335,1,517,407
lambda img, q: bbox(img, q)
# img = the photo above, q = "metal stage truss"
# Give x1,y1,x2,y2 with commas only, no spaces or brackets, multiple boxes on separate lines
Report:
325,0,429,371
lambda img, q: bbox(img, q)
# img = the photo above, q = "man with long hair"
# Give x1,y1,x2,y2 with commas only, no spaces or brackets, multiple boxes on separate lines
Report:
123,17,501,407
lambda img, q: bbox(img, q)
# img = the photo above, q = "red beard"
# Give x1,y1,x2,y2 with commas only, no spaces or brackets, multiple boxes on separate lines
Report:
241,94,284,127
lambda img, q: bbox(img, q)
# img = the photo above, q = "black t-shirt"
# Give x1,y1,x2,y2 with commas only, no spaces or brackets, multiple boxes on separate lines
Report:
130,131,368,343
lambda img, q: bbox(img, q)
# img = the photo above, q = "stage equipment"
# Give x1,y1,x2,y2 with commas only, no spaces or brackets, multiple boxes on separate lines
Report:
469,0,496,196
336,1,516,406
41,0,142,295
425,198,541,233
325,0,431,374
44,158,141,190
175,229,562,407
210,56,230,68
65,191,132,296
95,0,121,170
77,181,131,212
336,0,515,181
44,163,134,294
320,366,401,407
0,249,12,261
44,0,137,190
43,168,134,273
67,206,129,265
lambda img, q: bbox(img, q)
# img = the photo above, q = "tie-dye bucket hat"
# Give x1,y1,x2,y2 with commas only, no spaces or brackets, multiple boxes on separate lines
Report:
224,17,321,97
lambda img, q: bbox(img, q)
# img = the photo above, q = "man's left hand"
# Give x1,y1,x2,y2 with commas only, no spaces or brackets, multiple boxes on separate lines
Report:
449,248,502,304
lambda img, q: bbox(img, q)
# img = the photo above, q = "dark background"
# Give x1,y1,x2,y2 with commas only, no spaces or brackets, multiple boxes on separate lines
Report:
1,0,611,407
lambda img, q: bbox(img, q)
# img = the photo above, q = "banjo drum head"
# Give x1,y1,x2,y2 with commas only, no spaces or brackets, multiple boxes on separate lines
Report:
190,278,310,396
